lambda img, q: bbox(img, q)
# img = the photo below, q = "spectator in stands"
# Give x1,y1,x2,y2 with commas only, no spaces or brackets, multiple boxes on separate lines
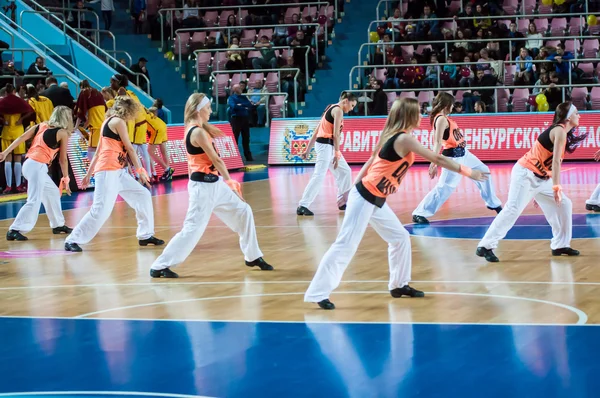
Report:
26,57,52,87
272,16,288,46
459,55,475,87
0,61,24,88
248,80,268,127
228,84,253,161
473,4,491,31
477,48,493,75
424,53,440,88
226,45,245,72
441,57,457,87
544,72,564,111
404,0,422,19
547,43,575,84
525,23,543,58
374,33,393,65
514,48,533,86
226,14,242,38
455,4,475,31
130,57,151,94
474,101,486,113
505,22,524,61
253,36,278,69
453,102,463,113
153,98,167,123
41,77,75,109
532,72,550,95
416,5,440,40
387,8,402,34
181,0,204,28
433,0,451,18
291,31,316,78
66,1,93,32
402,57,425,88
368,80,387,116
452,29,469,60
131,0,146,34
89,0,114,30
281,56,304,101
462,69,496,112
286,14,300,44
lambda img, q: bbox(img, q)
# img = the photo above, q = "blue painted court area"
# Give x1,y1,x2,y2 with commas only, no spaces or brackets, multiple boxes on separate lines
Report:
0,317,599,397
406,214,600,240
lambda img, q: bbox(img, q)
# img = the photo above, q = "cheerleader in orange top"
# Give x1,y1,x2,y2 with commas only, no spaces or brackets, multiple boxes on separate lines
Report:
0,84,35,193
0,106,74,240
412,92,502,224
150,93,273,278
64,96,165,252
476,102,586,262
304,98,488,310
73,80,107,162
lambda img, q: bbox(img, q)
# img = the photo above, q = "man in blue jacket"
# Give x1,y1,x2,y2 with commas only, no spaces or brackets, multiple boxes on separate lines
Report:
547,43,575,83
228,84,253,161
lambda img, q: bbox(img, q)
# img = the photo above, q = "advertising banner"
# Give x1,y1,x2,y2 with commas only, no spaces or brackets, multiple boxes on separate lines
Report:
268,113,600,165
68,123,244,190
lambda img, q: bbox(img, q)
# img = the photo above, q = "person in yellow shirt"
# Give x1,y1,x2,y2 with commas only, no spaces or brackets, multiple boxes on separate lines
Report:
146,107,173,182
0,84,35,193
27,85,54,125
109,74,151,180
74,80,107,162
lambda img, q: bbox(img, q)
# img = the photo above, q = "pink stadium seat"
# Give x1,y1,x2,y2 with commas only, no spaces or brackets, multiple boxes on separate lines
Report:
401,45,414,63
504,64,516,86
448,1,461,15
196,52,211,76
239,9,249,25
213,74,229,98
219,10,235,27
570,87,588,109
454,90,469,102
241,29,257,48
265,72,280,92
496,89,509,112
502,0,518,15
537,3,552,14
511,88,529,112
269,95,286,118
386,92,397,112
191,32,206,45
533,18,549,34
204,11,219,27
522,0,536,15
544,40,561,49
589,20,600,35
302,6,318,20
399,91,416,99
517,19,530,35
285,7,301,23
550,18,567,36
230,73,248,87
247,50,262,59
569,16,584,36
258,29,274,40
212,51,227,71
565,39,581,56
583,39,599,58
373,68,387,82
590,87,600,110
577,62,595,78
248,73,265,89
173,32,190,55
415,45,432,55
441,21,456,32
417,90,434,105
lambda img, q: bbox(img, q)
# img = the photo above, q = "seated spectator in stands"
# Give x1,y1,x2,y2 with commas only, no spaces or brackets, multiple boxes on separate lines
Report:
526,23,543,58
226,45,245,72
547,43,575,83
455,4,475,32
441,57,457,87
453,102,463,114
226,14,242,38
477,48,493,75
253,36,278,69
471,29,487,59
474,101,486,113
66,0,93,33
400,57,425,88
570,0,585,14
532,72,550,95
485,30,501,60
514,48,533,85
473,4,491,31
452,29,469,60
273,16,288,46
130,57,151,94
404,0,422,19
423,53,440,88
26,57,52,87
387,8,402,34
181,0,205,28
248,80,268,127
245,0,272,26
286,14,300,44
374,33,393,65
505,22,524,61
416,5,440,40
459,55,474,86
433,0,451,18
41,77,75,109
544,72,565,111
0,61,24,88
462,69,497,112
291,31,316,78
281,56,304,102
153,98,167,123
368,80,388,116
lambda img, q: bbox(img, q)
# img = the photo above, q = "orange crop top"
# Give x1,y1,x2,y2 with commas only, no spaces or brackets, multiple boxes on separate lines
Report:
433,114,466,156
27,123,61,165
356,132,415,208
315,104,342,145
94,117,128,172
186,125,220,182
518,124,566,179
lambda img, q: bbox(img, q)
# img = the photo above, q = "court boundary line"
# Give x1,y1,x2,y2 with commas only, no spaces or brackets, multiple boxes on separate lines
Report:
1,279,600,290
70,291,587,325
0,391,214,398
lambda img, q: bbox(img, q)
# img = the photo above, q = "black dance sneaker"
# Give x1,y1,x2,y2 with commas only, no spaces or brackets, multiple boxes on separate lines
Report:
6,230,27,241
551,247,580,256
64,242,82,252
338,204,347,211
296,206,314,216
488,206,502,214
390,285,425,298
150,268,179,278
139,236,165,246
586,203,600,212
52,225,73,234
318,299,335,310
476,247,499,262
412,215,429,224
246,257,274,270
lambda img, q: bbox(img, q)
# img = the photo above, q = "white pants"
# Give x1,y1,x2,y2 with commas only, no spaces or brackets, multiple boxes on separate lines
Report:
413,149,502,218
151,178,263,270
299,142,352,208
9,159,65,233
304,187,412,302
479,163,572,250
66,168,155,245
587,184,600,205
